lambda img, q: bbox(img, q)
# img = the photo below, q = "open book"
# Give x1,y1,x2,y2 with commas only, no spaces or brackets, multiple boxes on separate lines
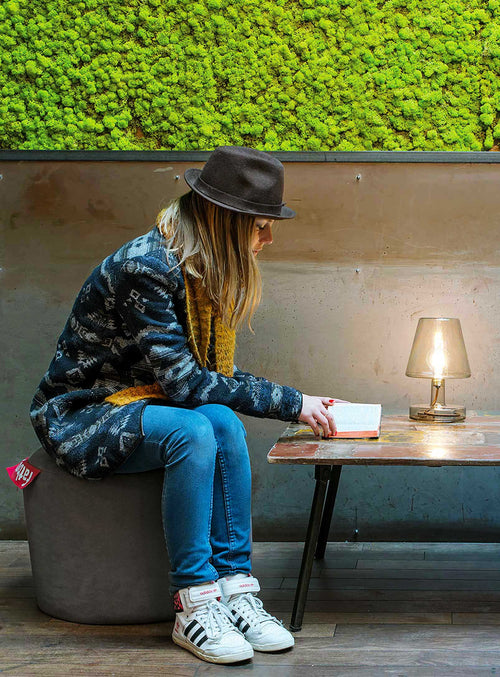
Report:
326,403,382,438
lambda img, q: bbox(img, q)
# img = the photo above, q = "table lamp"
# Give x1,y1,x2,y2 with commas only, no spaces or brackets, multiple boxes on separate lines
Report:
405,317,471,422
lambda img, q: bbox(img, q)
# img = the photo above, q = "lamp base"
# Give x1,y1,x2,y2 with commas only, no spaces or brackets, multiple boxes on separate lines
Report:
409,404,466,423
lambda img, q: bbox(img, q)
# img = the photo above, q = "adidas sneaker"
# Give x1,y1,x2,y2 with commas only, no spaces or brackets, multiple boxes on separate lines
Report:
172,580,254,664
219,573,295,652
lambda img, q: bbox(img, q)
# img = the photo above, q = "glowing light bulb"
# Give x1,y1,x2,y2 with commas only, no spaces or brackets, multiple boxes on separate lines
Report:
427,330,446,379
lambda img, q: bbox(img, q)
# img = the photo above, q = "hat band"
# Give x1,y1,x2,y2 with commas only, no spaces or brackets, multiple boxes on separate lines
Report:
195,175,285,214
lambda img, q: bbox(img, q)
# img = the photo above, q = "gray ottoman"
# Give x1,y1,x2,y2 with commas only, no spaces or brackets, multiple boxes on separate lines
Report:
23,448,174,624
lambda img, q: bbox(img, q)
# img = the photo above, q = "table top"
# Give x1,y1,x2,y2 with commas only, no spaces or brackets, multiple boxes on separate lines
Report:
267,413,500,466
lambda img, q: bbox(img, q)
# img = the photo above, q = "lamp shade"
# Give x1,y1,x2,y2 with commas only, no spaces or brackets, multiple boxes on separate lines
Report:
406,317,471,379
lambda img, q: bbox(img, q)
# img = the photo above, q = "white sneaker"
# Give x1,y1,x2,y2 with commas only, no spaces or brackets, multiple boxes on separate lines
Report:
219,574,295,652
172,580,254,664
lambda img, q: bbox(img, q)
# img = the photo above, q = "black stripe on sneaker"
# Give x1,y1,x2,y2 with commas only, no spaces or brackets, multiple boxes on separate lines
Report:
190,626,205,644
234,614,245,627
184,620,199,638
194,633,208,647
234,614,250,633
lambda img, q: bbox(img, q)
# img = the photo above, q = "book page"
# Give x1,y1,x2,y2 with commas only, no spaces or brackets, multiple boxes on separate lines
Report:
330,403,382,433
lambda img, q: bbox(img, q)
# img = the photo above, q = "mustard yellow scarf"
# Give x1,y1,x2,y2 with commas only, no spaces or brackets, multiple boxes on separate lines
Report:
105,269,236,406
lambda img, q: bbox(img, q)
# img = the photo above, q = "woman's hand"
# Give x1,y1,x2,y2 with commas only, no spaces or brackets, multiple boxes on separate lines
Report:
299,395,350,438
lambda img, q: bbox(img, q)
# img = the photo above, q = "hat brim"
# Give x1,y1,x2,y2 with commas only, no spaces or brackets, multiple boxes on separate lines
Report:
184,168,295,220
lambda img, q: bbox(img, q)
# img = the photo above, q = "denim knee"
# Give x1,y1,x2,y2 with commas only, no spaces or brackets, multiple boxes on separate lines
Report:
163,411,217,471
196,404,247,445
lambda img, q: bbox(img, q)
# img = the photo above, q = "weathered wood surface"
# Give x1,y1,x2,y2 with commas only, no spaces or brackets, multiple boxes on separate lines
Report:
2,541,500,675
268,413,500,465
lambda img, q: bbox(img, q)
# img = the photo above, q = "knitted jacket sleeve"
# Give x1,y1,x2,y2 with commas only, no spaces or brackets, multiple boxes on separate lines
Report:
114,257,303,422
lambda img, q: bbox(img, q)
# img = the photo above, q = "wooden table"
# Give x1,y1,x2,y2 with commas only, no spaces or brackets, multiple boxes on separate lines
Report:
267,413,500,631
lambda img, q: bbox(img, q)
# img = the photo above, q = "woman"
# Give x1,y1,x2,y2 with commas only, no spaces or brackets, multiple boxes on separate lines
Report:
30,146,339,665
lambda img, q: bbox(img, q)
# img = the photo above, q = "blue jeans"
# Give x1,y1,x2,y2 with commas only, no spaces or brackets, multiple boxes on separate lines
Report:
115,403,252,594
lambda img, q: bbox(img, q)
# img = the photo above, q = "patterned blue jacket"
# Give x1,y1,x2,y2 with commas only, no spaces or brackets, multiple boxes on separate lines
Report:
30,226,303,479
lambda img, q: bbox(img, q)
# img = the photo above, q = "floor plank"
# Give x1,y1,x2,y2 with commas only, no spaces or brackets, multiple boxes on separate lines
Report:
3,541,500,676
0,665,196,677
292,612,452,624
332,623,500,649
296,578,500,590
269,599,500,613
285,568,500,580
258,588,500,601
196,670,500,677
356,558,500,569
452,612,500,624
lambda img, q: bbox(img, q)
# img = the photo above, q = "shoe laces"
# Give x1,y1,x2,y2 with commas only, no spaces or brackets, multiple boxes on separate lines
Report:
192,599,239,640
229,593,282,630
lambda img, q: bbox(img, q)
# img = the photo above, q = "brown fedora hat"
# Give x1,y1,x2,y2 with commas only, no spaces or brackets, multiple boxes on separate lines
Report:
184,146,295,219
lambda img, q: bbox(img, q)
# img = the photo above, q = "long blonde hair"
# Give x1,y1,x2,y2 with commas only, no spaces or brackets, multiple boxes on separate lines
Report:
157,191,262,331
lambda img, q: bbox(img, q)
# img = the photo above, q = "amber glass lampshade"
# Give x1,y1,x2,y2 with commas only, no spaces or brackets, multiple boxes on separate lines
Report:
406,318,471,422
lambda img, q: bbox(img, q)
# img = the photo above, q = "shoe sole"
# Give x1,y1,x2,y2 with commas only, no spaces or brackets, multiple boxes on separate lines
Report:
251,639,295,652
172,633,254,664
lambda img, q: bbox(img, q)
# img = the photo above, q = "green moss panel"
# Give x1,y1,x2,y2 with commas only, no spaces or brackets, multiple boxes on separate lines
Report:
1,0,499,150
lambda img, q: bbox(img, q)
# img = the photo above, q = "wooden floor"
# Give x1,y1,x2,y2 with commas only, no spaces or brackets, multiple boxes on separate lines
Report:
2,541,500,676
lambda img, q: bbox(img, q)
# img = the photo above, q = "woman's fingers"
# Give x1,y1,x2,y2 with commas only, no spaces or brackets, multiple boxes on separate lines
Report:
308,416,336,437
299,394,347,437
325,408,336,436
306,415,320,437
315,409,331,438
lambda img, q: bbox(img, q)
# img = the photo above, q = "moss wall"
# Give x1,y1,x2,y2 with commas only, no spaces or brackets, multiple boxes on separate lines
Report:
1,0,499,150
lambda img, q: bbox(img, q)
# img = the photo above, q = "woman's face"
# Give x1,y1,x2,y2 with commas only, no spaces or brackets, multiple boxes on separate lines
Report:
252,217,274,256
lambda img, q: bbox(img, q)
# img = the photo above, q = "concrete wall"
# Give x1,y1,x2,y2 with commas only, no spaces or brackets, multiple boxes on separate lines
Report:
2,155,500,541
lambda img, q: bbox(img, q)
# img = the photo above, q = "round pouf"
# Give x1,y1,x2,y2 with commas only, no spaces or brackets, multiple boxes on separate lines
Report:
23,448,174,624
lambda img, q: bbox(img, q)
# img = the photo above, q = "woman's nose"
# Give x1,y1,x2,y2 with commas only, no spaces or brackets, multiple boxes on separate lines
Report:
261,226,273,245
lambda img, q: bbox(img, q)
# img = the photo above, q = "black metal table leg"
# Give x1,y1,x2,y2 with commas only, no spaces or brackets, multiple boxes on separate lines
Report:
289,465,330,632
315,465,342,560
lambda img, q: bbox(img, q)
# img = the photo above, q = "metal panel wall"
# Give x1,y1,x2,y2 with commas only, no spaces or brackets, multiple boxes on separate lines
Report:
1,155,499,540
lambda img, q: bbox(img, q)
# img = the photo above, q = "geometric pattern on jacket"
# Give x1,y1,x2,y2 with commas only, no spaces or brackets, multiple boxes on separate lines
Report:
30,226,303,479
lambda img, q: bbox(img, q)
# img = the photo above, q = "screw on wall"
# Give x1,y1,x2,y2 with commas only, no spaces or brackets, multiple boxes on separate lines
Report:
346,528,359,542
356,174,362,181
0,174,3,180
355,268,361,274
174,175,180,180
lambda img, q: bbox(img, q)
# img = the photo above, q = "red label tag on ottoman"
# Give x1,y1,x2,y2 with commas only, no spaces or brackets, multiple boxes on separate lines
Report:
6,458,41,488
